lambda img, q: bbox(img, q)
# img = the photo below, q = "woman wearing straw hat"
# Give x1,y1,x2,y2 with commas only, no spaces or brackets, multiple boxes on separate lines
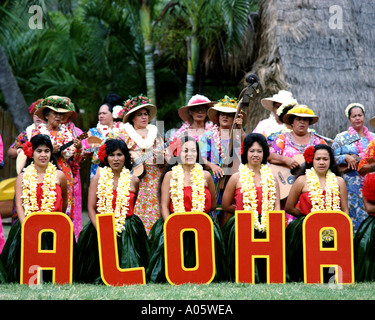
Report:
171,94,216,159
253,90,297,138
332,103,375,233
205,96,246,226
269,105,327,222
109,95,165,234
33,96,84,225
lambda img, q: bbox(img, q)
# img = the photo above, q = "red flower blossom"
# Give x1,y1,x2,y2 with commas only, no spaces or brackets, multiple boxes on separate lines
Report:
169,138,183,157
303,146,315,164
98,144,107,163
240,142,244,155
23,141,34,158
362,172,375,202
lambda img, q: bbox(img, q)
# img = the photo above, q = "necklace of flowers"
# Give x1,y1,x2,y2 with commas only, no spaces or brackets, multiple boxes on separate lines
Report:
211,124,226,160
96,121,124,138
348,126,374,158
97,166,131,235
306,168,340,242
170,164,206,213
239,164,276,232
173,121,214,142
37,123,76,159
21,162,57,216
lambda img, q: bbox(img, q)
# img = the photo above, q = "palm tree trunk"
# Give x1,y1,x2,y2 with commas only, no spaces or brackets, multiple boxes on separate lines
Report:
140,3,156,108
0,45,30,132
185,33,199,103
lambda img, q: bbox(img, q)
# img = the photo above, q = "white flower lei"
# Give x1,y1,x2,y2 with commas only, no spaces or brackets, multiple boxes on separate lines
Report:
170,164,206,213
96,121,125,139
97,167,131,235
239,164,276,232
306,168,340,242
21,162,57,216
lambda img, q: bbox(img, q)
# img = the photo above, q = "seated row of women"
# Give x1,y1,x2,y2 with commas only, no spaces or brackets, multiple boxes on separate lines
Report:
1,132,374,284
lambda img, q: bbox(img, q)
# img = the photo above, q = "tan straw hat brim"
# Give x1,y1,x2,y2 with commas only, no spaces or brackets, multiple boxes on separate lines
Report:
207,106,247,125
283,112,319,125
178,102,215,122
370,116,375,127
34,106,73,121
122,103,157,123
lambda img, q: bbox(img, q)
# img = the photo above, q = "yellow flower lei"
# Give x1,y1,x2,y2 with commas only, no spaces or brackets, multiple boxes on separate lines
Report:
170,164,206,213
97,166,131,235
239,164,276,232
306,168,340,242
21,162,57,216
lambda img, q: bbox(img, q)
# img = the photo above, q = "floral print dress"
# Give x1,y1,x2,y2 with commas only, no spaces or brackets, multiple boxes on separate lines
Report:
334,128,375,233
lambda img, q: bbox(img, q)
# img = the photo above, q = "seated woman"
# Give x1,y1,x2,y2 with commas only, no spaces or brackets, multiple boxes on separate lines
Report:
0,134,68,283
353,172,375,281
75,138,149,284
147,135,228,283
221,133,281,282
285,144,349,282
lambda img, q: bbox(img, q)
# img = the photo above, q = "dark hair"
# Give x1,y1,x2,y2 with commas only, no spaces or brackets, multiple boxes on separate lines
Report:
25,134,58,168
99,138,132,170
295,144,341,178
157,135,208,202
278,105,294,124
128,107,150,126
241,133,269,165
103,93,124,109
288,114,313,125
347,105,365,118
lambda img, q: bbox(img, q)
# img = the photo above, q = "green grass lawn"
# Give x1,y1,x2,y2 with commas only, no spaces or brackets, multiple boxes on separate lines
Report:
0,282,367,300
0,280,375,300
2,219,375,301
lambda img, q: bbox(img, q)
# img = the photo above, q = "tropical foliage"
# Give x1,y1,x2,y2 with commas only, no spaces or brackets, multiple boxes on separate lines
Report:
0,0,258,131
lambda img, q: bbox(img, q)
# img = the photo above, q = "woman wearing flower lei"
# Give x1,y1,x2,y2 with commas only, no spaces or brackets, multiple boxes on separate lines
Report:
0,134,68,283
170,94,216,161
87,93,125,180
75,139,149,284
332,103,375,233
353,172,375,281
221,133,280,282
33,96,83,226
146,135,228,283
285,144,349,282
108,94,165,235
204,96,246,225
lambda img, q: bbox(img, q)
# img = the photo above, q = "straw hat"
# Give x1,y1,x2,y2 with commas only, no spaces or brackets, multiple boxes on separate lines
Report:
35,95,76,121
207,96,246,125
283,105,319,125
261,90,296,111
178,94,216,122
369,116,375,127
121,95,157,123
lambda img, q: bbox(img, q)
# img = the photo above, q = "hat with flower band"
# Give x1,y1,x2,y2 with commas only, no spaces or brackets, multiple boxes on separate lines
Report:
207,95,247,125
120,95,157,123
283,105,319,125
35,95,77,121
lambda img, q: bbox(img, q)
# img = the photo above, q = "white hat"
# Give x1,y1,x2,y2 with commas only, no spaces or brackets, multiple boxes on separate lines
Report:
178,94,216,122
261,90,296,111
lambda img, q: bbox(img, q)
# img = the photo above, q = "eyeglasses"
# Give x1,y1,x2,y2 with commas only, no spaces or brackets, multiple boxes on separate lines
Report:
191,106,207,113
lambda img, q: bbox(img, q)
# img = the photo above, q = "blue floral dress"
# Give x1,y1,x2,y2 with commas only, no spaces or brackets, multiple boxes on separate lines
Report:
333,129,375,233
88,127,105,180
